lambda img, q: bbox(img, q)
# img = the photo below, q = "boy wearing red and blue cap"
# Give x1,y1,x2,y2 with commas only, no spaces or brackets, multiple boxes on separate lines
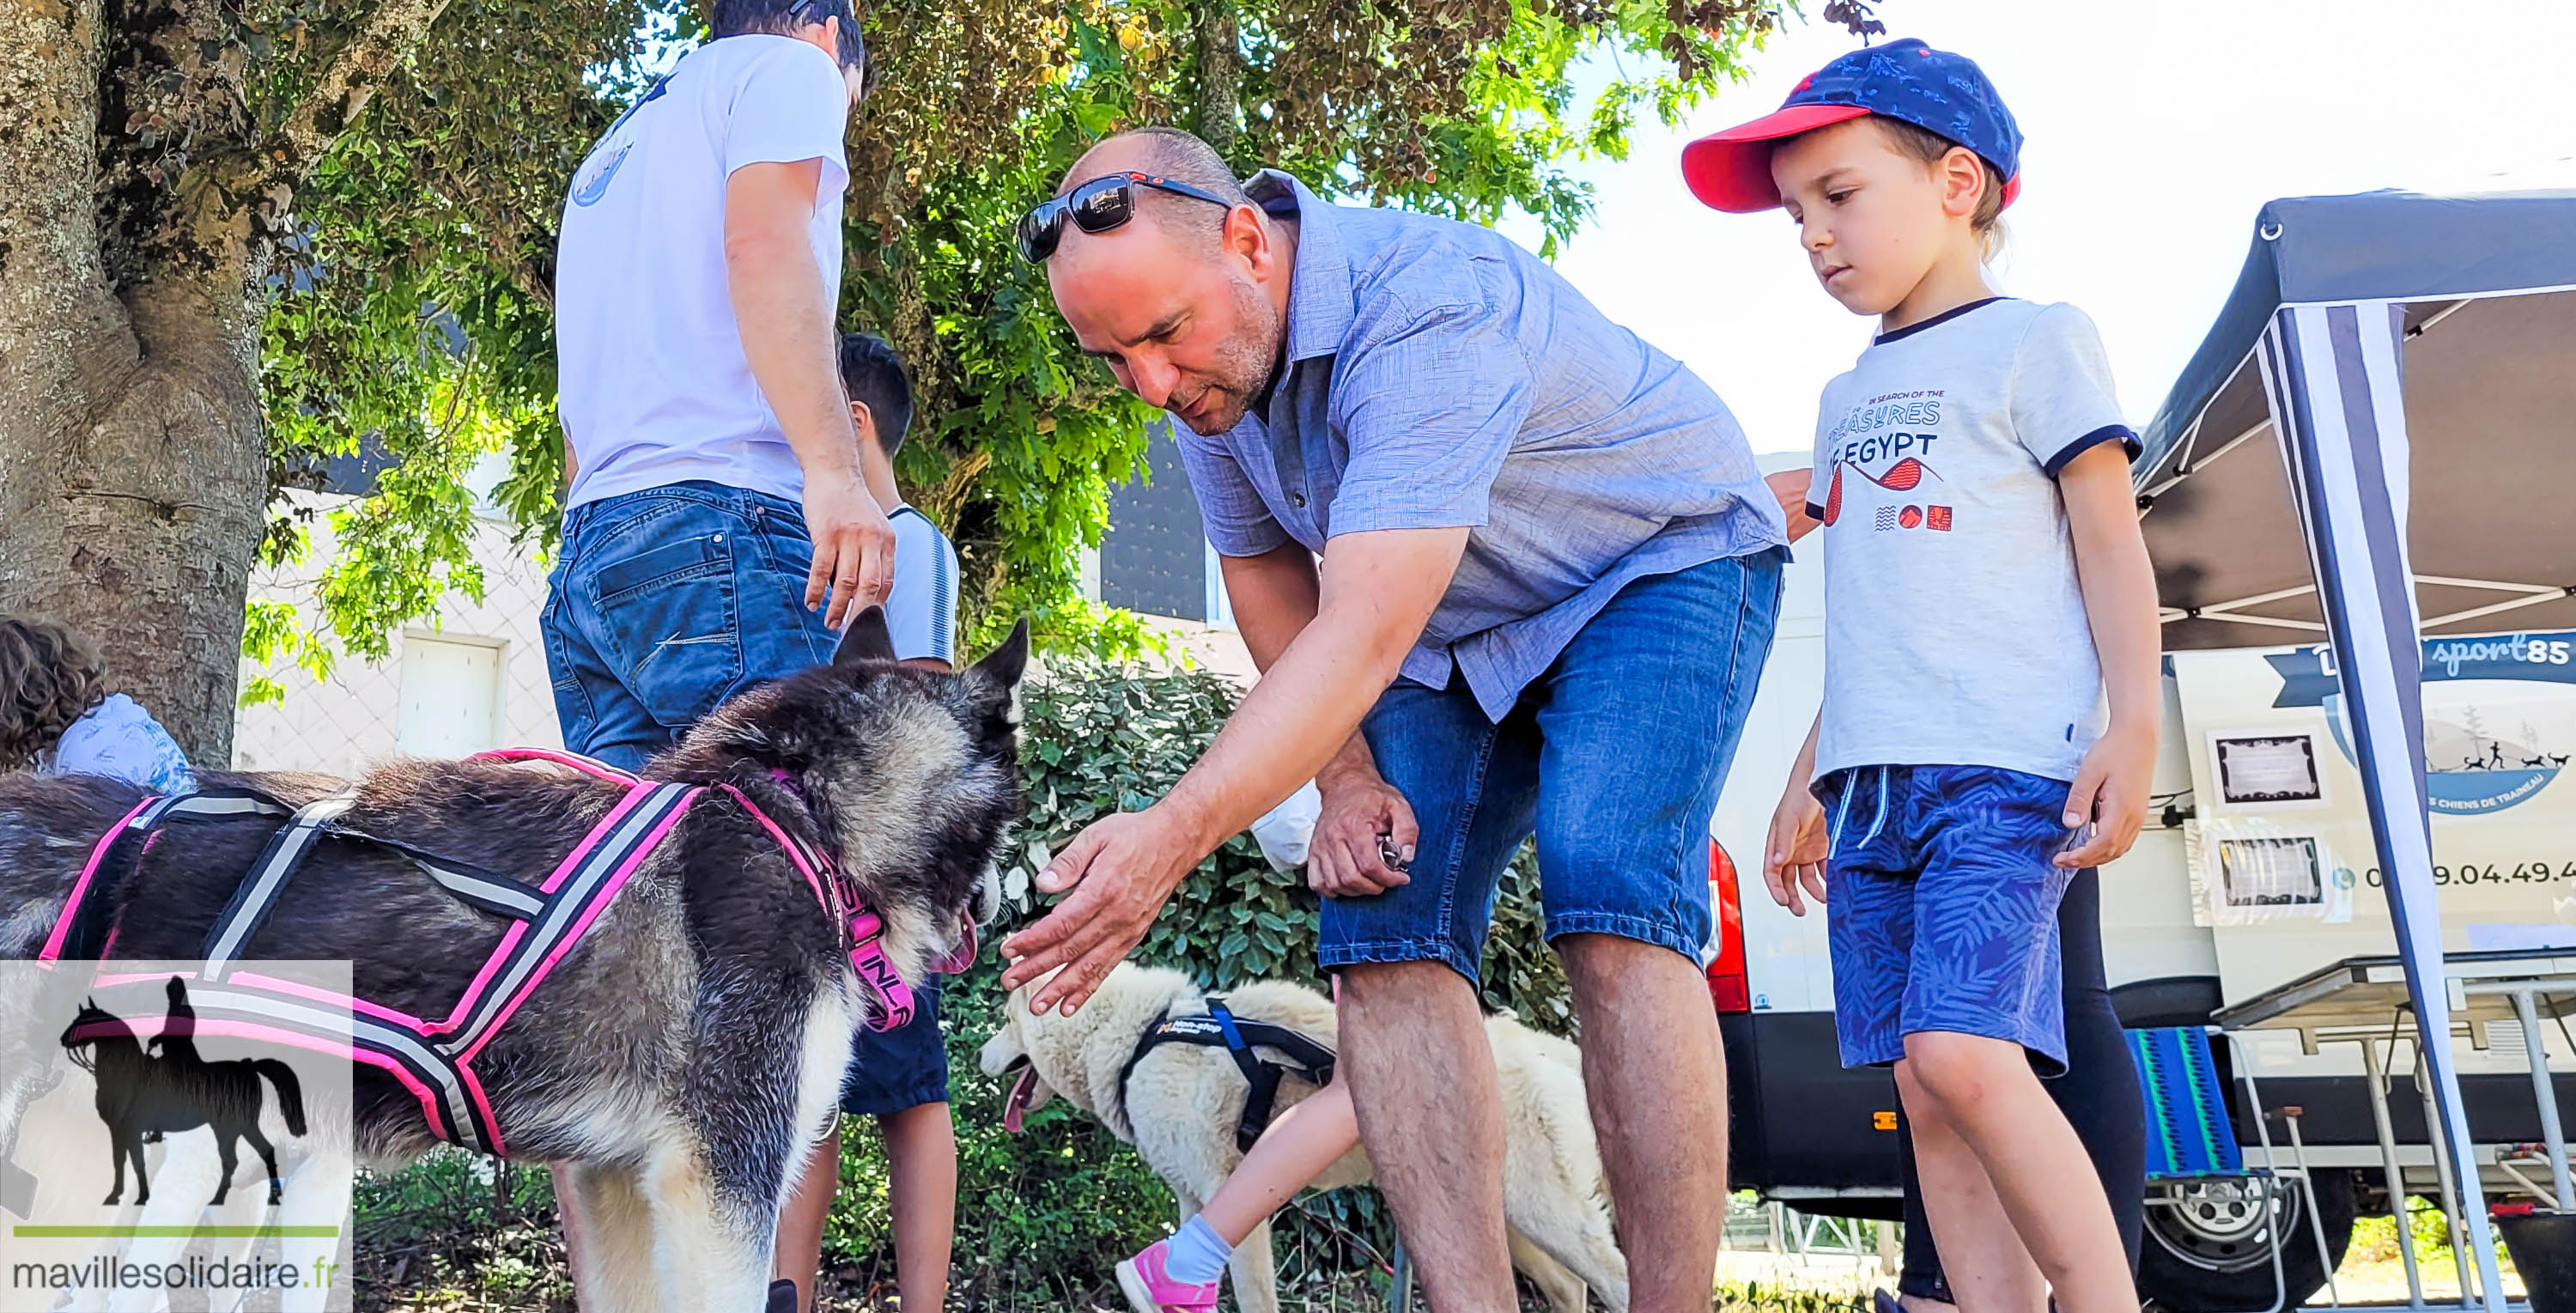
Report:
1686,40,2157,1313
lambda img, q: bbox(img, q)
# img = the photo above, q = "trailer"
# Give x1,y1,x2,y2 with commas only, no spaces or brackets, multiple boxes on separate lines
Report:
1708,188,2576,1311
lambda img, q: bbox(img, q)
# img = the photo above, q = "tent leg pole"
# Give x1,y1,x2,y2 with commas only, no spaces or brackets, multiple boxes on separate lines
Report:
2365,1039,2428,1309
2257,300,2507,1310
2284,1108,2343,1309
2509,988,2575,1210
2409,1037,2477,1304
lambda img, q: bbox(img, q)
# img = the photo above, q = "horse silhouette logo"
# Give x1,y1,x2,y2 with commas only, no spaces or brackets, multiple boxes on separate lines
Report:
56,977,307,1207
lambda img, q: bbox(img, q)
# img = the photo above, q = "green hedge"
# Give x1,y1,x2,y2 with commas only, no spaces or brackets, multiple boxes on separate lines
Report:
821,662,1577,1304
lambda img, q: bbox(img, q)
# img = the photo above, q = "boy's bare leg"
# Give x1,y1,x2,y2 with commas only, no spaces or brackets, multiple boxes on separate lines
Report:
1902,1032,2136,1313
878,1102,957,1311
1558,933,1729,1313
773,1123,841,1311
1340,959,1517,1313
1197,1082,1360,1242
1893,1061,2044,1313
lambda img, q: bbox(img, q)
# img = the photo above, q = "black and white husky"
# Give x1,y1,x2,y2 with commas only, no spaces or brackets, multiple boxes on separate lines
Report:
0,612,1024,1312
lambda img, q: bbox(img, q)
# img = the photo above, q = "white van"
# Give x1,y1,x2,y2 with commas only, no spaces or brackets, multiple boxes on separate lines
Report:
1704,460,2576,1310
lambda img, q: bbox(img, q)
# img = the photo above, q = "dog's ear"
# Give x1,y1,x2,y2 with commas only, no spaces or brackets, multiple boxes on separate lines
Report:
969,617,1030,690
832,607,898,669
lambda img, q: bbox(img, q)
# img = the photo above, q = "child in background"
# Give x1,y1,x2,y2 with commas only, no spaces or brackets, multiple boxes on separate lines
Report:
769,331,966,1312
1115,781,1352,1313
1685,40,2157,1313
0,617,194,793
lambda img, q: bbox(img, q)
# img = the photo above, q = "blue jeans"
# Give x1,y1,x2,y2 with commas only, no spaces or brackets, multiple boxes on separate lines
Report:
1319,550,1784,982
540,481,840,772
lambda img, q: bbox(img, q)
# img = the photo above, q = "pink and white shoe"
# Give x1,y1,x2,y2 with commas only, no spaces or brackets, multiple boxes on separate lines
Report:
1115,1240,1218,1313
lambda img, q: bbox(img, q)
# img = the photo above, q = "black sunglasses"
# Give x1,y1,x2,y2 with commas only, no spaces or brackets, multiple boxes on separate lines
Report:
1016,172,1238,262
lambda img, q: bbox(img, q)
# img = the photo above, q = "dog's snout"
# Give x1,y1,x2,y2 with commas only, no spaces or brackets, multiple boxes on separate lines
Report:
975,1028,1025,1079
969,862,1002,927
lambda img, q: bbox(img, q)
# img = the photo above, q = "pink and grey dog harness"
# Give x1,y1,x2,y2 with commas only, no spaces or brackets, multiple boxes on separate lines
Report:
39,748,933,1158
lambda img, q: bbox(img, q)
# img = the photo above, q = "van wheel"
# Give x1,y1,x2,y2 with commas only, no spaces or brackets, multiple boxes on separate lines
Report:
2138,1170,2355,1311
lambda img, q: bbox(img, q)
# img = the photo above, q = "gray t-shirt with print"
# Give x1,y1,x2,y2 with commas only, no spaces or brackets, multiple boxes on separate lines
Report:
1805,298,2137,783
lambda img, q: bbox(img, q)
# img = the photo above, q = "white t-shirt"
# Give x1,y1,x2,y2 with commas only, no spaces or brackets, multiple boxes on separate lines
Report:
886,506,960,664
1807,298,2137,783
556,35,849,510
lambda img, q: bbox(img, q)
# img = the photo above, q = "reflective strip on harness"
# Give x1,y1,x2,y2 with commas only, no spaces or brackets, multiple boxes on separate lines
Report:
446,783,699,1053
40,790,295,964
411,856,547,920
204,788,361,980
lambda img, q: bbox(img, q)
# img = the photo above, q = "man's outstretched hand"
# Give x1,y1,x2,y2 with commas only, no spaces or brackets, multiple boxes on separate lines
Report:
999,808,1203,1014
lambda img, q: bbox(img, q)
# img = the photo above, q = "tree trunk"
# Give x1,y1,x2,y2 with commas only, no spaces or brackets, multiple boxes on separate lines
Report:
1194,0,1240,155
0,0,268,766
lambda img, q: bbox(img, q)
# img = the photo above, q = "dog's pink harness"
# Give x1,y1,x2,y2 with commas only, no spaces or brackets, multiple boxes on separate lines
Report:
39,748,920,1158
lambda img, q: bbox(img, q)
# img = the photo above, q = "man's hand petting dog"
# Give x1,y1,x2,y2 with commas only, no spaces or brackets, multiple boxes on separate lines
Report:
1001,808,1202,1015
1307,769,1416,898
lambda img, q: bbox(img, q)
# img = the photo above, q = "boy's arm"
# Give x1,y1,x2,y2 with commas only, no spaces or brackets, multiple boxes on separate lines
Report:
1764,708,1829,914
2057,442,2161,867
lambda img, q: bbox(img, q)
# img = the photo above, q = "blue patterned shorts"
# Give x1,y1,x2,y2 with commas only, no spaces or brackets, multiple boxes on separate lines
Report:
1820,764,2080,1076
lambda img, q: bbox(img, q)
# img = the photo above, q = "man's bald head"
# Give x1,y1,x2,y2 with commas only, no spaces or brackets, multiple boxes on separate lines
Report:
1058,128,1250,258
1040,128,1292,437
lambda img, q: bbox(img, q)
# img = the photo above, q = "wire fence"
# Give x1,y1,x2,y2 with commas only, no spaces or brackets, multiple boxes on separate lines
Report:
234,495,563,775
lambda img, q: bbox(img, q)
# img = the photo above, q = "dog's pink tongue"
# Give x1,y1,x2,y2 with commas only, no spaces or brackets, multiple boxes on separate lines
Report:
933,922,979,976
1002,1067,1036,1134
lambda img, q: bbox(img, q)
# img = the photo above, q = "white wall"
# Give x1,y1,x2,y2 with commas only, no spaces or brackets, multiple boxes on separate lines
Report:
233,490,562,775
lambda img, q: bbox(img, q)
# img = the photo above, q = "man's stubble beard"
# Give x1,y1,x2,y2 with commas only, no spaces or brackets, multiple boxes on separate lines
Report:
1177,275,1285,437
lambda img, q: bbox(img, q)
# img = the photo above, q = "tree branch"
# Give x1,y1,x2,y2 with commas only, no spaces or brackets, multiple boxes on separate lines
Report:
1194,0,1240,155
272,0,453,179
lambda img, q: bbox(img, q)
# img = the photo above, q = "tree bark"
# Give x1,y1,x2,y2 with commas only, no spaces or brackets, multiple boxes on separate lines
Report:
1194,0,1240,155
2,0,453,766
0,0,268,765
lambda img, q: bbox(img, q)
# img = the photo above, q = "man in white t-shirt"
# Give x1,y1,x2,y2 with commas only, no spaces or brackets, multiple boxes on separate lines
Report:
544,0,893,775
542,6,898,1309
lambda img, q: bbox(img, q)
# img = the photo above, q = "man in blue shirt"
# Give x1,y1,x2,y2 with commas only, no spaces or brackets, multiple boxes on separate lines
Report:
1001,127,1793,1312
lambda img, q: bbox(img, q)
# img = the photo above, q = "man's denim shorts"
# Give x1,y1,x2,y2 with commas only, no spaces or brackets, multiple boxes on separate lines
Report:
1319,550,1784,982
1819,763,2081,1076
541,480,842,773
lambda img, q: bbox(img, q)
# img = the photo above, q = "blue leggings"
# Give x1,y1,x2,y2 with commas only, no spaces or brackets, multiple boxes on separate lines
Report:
1896,868,2146,1299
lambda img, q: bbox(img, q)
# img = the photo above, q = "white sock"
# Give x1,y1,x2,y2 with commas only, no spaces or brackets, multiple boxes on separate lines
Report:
1163,1214,1232,1285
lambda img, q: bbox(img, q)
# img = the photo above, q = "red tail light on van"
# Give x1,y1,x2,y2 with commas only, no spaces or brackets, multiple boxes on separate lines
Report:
1706,838,1750,1013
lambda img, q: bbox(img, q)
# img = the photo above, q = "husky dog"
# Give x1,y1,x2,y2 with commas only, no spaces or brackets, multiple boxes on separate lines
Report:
0,613,1025,1313
979,963,1630,1313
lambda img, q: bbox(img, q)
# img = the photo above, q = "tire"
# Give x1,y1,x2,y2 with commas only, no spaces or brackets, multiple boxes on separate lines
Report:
2139,1169,2356,1312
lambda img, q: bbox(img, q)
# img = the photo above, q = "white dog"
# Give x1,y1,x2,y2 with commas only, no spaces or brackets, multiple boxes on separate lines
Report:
979,963,1629,1313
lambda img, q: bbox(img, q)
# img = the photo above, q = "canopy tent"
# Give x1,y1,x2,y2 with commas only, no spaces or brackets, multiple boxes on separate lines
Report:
2138,188,2576,1311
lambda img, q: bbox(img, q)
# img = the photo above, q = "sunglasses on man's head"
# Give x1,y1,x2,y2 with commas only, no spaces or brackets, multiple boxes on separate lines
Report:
1016,173,1238,262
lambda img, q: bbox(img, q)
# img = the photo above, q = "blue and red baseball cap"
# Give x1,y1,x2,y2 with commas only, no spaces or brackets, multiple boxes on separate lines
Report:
1680,39,2023,214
